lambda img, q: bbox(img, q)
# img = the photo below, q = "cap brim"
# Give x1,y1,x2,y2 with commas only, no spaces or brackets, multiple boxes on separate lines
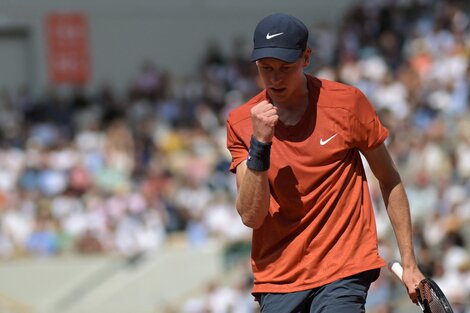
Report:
251,47,302,63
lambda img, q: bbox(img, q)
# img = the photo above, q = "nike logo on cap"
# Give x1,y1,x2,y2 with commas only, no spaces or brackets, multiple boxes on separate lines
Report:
266,32,284,39
320,134,338,145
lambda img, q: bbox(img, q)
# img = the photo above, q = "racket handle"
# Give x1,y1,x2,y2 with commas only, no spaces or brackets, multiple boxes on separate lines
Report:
388,261,404,282
389,261,426,312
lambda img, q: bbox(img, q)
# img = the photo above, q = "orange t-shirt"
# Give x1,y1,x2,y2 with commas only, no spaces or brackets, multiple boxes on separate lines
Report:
226,75,388,294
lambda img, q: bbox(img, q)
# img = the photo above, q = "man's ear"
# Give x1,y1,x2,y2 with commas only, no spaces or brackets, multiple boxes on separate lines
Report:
303,47,312,68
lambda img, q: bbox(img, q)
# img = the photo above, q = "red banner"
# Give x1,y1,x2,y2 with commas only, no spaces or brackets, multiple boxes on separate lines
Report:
46,13,91,85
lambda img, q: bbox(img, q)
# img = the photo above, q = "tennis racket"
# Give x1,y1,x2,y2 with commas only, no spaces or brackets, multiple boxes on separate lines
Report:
388,261,454,313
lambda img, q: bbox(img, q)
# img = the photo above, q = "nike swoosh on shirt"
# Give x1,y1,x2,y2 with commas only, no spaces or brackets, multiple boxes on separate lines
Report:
266,32,284,40
320,134,338,145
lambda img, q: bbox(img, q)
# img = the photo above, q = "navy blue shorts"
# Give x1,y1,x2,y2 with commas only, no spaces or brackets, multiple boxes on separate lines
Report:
255,268,381,313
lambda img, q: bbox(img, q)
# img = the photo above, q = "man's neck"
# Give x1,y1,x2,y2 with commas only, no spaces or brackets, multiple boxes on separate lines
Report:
274,80,310,126
275,97,309,126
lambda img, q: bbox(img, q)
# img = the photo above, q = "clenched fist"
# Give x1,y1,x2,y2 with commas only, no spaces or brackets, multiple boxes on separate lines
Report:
251,100,279,143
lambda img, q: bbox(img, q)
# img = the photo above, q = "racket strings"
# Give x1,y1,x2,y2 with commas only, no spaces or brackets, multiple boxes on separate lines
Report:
418,280,453,313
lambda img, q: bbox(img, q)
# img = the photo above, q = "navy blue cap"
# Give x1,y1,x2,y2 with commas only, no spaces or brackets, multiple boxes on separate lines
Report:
251,13,309,63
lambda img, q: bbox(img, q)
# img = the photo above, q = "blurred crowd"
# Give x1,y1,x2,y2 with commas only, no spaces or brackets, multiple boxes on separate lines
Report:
0,37,257,259
0,0,470,312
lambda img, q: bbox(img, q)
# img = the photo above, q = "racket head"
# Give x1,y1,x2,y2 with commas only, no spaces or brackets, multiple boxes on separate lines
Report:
417,278,454,313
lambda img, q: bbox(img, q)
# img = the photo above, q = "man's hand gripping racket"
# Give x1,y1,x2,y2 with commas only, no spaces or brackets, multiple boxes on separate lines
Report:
389,261,454,313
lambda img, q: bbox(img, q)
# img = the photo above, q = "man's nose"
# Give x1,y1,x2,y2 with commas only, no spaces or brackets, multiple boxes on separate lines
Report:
271,70,282,83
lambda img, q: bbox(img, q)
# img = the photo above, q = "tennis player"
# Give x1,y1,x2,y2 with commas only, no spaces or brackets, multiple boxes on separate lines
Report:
226,13,425,312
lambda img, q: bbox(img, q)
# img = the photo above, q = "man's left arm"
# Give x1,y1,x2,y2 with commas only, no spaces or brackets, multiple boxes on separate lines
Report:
362,143,424,304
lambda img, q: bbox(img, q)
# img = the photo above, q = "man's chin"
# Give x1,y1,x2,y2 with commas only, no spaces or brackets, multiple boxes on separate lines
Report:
268,89,288,102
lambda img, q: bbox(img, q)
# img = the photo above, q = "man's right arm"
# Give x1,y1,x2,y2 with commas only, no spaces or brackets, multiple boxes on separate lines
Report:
235,160,270,229
232,100,277,229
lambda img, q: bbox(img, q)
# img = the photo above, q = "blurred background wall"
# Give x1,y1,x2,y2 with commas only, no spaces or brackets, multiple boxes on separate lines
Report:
0,0,352,92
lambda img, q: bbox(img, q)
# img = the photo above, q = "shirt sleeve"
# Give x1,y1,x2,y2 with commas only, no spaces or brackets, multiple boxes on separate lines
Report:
349,88,389,151
226,119,249,173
